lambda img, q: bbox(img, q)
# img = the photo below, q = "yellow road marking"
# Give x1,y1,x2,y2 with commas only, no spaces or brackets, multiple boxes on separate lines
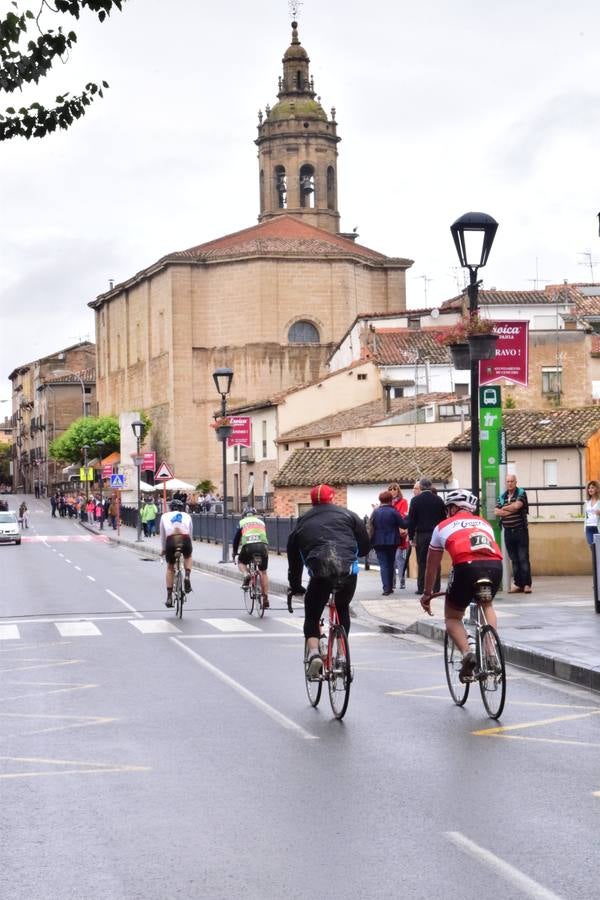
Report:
0,659,81,673
0,711,115,737
486,735,600,748
387,684,447,695
0,683,96,702
473,709,600,736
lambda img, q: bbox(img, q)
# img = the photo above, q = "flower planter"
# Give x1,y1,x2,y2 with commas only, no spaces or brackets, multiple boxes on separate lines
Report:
215,424,233,441
468,332,498,360
448,342,471,370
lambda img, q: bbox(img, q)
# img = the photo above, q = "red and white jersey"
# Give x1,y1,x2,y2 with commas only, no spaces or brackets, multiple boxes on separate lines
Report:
429,512,502,565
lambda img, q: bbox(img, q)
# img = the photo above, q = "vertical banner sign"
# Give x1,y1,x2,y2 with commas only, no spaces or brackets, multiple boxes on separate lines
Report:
480,321,529,386
227,416,252,448
479,386,503,545
141,451,156,473
101,464,113,481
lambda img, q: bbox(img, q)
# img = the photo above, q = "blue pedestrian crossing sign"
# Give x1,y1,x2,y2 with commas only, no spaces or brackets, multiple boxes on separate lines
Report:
110,473,125,488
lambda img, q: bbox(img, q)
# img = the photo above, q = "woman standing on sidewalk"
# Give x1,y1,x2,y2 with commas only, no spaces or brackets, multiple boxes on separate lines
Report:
584,480,600,547
370,490,408,595
389,483,409,589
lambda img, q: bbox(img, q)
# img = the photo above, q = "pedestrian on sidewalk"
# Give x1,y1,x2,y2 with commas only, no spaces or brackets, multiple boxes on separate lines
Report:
143,497,158,538
407,477,446,594
50,494,57,518
369,490,408,595
495,473,532,593
584,480,600,548
389,483,409,589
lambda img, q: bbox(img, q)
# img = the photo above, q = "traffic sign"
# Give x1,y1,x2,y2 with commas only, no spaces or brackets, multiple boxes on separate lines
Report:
155,460,174,481
110,473,125,488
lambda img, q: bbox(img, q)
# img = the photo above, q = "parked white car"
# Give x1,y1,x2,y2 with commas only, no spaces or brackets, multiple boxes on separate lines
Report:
0,511,21,545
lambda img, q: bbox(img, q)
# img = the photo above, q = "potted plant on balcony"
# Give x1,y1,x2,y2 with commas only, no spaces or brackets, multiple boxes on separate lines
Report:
435,315,498,366
210,416,233,441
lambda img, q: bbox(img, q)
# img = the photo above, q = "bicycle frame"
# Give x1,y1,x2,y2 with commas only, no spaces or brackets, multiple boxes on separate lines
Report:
320,593,342,671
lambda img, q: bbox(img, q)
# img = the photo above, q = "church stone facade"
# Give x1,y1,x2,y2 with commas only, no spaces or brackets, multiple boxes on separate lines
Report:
89,22,412,487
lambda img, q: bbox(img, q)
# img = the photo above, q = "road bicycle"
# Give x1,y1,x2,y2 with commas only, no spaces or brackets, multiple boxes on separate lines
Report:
172,546,186,619
242,554,265,618
442,578,507,719
297,585,352,720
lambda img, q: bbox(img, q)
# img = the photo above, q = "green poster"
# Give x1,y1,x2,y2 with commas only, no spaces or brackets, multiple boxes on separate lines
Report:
479,386,503,543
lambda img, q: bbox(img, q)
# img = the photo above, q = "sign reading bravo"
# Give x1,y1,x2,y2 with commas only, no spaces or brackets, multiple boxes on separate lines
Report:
227,416,252,448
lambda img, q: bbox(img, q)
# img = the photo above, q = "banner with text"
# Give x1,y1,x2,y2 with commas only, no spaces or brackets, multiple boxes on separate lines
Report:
141,451,156,473
480,320,529,386
227,416,252,448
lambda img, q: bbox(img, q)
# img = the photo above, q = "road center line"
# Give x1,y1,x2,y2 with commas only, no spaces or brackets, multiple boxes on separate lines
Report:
105,589,142,618
445,832,563,899
171,637,319,741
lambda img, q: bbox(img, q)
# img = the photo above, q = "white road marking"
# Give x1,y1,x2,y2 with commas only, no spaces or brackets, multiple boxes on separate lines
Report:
105,589,142,618
203,618,261,632
0,626,20,641
75,566,82,571
55,622,102,637
65,559,72,564
445,832,563,899
129,620,180,634
0,615,132,626
182,630,379,640
171,638,318,741
86,575,95,582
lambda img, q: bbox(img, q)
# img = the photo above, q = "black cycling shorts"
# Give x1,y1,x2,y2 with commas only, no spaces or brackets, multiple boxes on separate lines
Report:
165,533,192,564
238,543,269,571
446,560,502,611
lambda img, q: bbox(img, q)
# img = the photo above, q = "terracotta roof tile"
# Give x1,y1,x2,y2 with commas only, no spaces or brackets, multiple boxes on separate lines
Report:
448,407,600,450
366,329,452,365
44,368,95,385
273,446,452,486
279,393,461,441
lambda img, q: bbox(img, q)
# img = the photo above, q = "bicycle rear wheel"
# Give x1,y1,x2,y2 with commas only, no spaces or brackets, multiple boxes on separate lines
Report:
253,578,265,618
478,625,506,719
304,641,322,707
444,632,470,706
174,567,184,619
328,624,351,720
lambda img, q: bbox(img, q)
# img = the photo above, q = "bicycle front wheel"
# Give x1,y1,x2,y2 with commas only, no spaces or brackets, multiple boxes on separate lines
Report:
304,641,322,708
478,625,506,719
243,580,254,615
328,624,351,720
444,632,470,706
253,580,265,618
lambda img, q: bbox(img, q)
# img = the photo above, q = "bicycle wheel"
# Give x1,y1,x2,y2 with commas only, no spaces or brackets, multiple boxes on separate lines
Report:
328,624,351,720
174,568,184,619
243,577,254,615
478,625,506,719
444,632,470,706
304,640,322,707
254,583,265,618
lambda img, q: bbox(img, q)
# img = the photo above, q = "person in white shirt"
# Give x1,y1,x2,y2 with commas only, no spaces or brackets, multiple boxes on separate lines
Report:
584,480,600,547
159,499,194,607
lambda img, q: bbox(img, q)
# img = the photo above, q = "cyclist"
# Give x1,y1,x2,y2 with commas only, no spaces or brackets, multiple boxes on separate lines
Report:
232,506,270,608
287,484,370,678
420,489,503,682
159,499,193,608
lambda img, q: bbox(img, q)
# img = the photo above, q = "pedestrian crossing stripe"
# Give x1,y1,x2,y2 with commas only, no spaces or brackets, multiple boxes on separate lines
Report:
0,617,303,640
23,535,109,543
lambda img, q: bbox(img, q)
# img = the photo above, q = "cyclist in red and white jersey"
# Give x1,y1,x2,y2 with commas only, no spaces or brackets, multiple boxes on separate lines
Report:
420,489,502,681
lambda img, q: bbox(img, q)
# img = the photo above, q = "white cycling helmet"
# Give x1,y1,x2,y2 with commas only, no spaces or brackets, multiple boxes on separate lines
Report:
444,489,478,513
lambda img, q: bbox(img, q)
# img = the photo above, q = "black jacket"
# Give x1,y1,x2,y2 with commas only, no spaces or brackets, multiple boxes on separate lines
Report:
370,504,408,547
407,490,446,540
287,504,370,591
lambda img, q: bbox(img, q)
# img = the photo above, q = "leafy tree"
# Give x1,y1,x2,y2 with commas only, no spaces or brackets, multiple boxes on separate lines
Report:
0,0,126,141
196,479,216,494
49,414,120,463
0,441,11,482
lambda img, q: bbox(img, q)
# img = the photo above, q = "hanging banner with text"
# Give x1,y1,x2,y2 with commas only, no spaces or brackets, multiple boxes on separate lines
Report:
479,321,529,386
227,416,252,448
141,451,156,473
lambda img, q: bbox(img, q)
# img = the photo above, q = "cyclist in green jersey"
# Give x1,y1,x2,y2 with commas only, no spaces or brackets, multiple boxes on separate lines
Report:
232,507,270,608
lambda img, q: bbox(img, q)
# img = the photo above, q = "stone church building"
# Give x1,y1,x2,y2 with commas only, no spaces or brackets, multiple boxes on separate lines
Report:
89,21,412,487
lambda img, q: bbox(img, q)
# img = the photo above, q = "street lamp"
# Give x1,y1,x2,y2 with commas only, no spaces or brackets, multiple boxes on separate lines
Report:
212,367,234,563
450,211,499,503
131,419,144,543
81,444,90,519
96,439,105,529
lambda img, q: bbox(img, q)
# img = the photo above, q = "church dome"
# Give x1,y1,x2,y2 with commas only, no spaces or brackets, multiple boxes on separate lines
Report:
268,97,327,122
284,43,308,60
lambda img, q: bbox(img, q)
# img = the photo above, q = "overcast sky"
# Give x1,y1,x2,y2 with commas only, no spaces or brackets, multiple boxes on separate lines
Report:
2,0,600,410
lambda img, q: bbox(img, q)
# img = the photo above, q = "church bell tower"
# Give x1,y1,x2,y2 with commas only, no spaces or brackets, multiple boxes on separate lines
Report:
255,21,341,234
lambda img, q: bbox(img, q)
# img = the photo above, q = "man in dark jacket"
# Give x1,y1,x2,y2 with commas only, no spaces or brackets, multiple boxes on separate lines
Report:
408,477,446,594
287,484,370,678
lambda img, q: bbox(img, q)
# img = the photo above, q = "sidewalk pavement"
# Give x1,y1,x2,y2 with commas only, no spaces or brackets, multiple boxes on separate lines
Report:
83,517,600,694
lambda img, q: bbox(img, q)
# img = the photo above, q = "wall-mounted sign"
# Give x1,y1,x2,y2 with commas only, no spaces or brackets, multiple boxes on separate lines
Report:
480,321,529,386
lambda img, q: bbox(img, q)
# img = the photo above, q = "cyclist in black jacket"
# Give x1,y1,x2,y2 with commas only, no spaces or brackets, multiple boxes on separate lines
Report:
287,484,370,678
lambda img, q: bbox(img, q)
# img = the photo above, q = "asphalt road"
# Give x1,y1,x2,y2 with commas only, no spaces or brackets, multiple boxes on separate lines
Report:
0,496,598,899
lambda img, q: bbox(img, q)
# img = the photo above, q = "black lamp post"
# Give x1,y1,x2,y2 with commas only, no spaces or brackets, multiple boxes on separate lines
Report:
131,419,144,543
96,439,105,529
450,211,499,503
81,444,90,520
212,367,234,563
